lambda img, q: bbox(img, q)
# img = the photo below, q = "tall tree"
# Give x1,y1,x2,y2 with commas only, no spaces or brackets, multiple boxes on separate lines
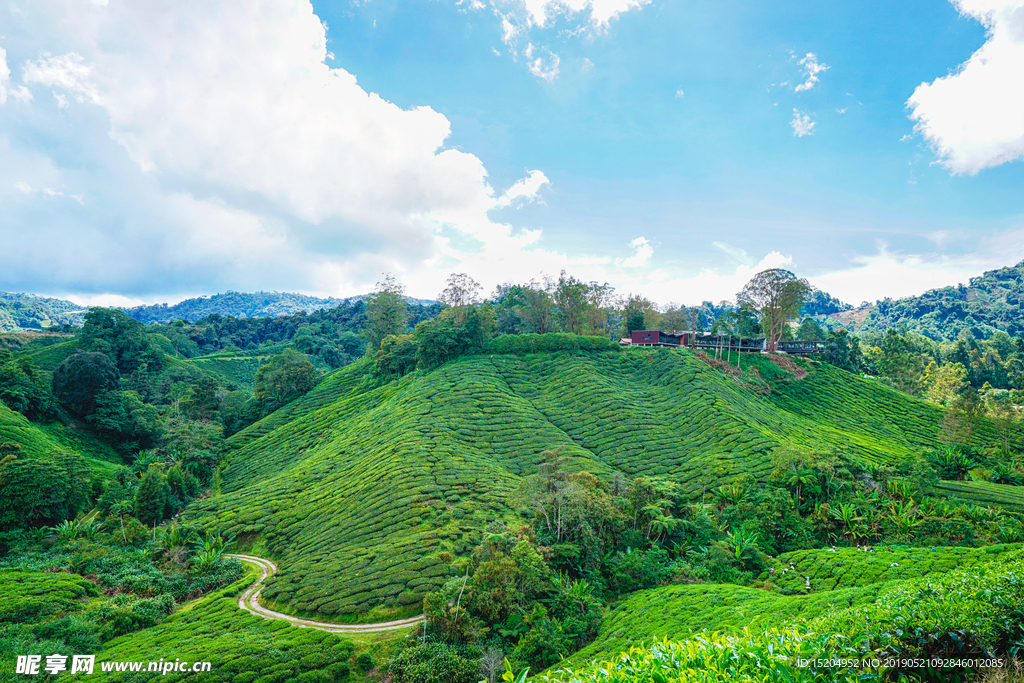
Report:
364,274,409,351
737,269,812,353
553,272,592,335
438,272,483,310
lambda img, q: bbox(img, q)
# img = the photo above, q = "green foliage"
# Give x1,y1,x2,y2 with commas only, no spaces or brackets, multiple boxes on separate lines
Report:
486,334,618,355
89,390,163,451
253,349,320,414
373,334,420,378
414,305,496,370
190,348,970,623
862,259,1024,340
0,447,92,531
134,464,170,526
0,569,98,622
0,292,84,331
822,329,864,373
0,358,57,421
80,307,162,374
51,350,120,415
386,643,481,683
365,274,410,351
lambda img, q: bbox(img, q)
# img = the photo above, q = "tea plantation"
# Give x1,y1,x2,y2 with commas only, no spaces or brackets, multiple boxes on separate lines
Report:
546,549,1024,682
187,347,961,620
554,544,1021,671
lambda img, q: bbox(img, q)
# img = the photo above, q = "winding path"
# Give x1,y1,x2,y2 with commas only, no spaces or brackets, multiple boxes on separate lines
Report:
227,554,425,633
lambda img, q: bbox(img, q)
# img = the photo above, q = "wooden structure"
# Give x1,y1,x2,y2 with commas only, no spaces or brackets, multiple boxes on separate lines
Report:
628,330,825,356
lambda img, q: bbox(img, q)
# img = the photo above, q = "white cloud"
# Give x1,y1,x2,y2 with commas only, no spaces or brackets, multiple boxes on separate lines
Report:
492,0,648,81
581,57,593,72
811,252,986,304
794,52,828,92
23,52,99,103
618,237,653,268
495,170,551,207
517,0,650,30
2,0,567,298
14,181,32,193
524,43,560,82
675,89,685,98
907,0,1024,174
791,109,815,136
0,45,32,104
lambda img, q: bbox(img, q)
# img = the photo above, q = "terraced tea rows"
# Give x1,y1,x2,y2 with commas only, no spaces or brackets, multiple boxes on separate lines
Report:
556,582,884,671
556,544,1019,672
763,544,1019,592
0,402,121,476
934,480,1024,512
191,349,960,619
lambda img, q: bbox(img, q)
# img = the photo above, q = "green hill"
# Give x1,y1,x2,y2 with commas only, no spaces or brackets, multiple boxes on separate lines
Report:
0,403,123,478
122,290,438,324
0,292,86,332
856,259,1024,340
187,347,969,620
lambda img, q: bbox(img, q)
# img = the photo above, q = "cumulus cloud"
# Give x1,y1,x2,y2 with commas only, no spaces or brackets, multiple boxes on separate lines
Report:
794,52,828,92
494,170,551,207
2,0,569,298
791,109,815,136
907,0,1024,174
618,237,653,268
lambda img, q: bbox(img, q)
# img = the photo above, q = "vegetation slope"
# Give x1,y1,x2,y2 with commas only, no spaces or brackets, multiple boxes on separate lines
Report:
187,346,978,620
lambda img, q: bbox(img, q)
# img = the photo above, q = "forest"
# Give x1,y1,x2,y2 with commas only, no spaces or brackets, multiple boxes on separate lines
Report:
0,267,1023,683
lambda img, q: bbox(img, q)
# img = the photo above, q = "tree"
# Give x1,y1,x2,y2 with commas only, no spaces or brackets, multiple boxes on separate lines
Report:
552,272,592,335
0,359,56,422
518,281,555,334
823,329,863,373
621,294,656,336
364,274,409,351
51,351,120,415
80,307,161,374
438,273,483,311
795,317,825,340
0,447,91,531
253,349,320,414
134,464,169,526
737,269,812,353
89,390,163,452
923,362,968,407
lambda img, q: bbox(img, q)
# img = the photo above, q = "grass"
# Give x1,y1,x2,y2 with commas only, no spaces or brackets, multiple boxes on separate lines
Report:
186,346,978,620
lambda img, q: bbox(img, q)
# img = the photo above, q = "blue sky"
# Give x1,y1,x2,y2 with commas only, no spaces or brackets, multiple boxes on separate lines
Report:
1,0,1023,307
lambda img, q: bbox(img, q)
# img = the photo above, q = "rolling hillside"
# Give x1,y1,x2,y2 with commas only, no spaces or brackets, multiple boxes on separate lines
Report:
187,346,969,620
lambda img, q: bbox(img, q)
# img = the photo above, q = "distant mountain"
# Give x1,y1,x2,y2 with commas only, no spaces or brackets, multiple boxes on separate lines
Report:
122,290,438,324
0,292,87,331
855,260,1024,340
